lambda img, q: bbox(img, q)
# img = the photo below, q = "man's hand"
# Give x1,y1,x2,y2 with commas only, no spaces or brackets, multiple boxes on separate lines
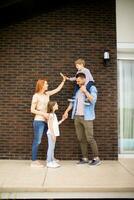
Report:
80,85,93,102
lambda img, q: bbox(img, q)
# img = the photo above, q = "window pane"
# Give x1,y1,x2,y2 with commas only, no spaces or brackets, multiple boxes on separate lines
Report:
118,60,134,153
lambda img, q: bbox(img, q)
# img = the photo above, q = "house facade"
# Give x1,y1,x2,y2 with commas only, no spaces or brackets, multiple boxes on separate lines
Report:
0,0,118,160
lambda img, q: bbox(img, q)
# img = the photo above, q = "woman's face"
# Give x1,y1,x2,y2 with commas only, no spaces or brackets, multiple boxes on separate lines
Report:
42,81,48,92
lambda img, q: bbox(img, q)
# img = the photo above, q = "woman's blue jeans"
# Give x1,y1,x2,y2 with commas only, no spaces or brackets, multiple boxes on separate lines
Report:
32,120,48,161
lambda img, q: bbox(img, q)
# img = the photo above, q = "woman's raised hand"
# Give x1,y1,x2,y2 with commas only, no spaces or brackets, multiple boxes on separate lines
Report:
60,72,67,82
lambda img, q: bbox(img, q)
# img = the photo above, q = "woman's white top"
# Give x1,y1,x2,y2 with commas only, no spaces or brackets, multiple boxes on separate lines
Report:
47,113,60,136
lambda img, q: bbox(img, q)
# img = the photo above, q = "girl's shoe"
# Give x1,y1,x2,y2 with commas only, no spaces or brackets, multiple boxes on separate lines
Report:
53,158,60,162
47,161,60,168
52,160,61,166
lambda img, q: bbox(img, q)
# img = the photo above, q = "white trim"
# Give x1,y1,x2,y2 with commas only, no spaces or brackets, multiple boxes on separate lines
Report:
117,57,134,60
117,43,134,49
119,154,134,158
1,192,134,199
117,60,134,155
117,42,134,59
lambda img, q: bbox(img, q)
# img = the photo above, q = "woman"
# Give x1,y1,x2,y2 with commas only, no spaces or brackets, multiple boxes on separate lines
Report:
30,73,66,167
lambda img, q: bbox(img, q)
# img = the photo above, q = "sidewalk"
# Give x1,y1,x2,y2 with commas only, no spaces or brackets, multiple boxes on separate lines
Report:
0,158,134,199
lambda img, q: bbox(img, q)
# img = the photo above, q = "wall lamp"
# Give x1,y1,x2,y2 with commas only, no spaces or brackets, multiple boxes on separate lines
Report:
103,49,110,67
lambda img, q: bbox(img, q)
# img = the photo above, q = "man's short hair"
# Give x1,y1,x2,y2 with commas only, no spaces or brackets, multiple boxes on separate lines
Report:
76,73,86,79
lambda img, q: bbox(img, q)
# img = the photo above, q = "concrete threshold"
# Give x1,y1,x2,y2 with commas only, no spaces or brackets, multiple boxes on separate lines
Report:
1,191,134,199
0,159,134,198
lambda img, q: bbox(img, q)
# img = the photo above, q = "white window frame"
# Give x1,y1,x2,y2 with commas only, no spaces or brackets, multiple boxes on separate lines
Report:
117,42,134,156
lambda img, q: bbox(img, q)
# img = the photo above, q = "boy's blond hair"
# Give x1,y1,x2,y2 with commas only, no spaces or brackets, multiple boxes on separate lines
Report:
75,58,85,67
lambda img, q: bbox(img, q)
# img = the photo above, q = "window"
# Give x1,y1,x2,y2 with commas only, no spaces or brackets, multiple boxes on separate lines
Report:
118,60,134,153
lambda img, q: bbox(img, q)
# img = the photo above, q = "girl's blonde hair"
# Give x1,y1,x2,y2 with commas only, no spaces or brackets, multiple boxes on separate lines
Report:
47,101,57,113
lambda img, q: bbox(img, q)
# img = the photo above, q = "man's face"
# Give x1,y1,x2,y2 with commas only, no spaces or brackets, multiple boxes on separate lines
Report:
76,77,86,86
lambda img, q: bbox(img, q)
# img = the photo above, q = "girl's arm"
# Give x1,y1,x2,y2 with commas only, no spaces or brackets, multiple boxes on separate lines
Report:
58,103,73,125
62,103,73,119
46,73,66,96
58,118,66,125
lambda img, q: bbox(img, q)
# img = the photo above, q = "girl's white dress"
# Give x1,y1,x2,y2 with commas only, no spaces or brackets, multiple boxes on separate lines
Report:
47,113,60,136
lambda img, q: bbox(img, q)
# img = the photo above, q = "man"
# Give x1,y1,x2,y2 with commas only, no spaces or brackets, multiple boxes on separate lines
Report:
63,73,101,166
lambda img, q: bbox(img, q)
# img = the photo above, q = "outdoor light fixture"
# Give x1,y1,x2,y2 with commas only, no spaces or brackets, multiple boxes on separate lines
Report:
103,49,110,67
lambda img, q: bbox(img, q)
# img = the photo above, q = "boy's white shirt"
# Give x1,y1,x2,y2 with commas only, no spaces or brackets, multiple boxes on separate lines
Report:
69,67,94,84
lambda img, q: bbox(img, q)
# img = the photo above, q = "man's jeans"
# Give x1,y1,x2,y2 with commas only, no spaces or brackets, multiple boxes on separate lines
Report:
74,116,98,158
32,120,48,161
47,133,56,162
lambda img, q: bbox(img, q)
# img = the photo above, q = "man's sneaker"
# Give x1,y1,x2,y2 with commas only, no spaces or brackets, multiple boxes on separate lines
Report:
89,159,101,166
77,158,89,164
47,161,60,168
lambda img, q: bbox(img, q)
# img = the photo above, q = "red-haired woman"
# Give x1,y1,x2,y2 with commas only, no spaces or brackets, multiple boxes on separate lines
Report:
30,73,66,167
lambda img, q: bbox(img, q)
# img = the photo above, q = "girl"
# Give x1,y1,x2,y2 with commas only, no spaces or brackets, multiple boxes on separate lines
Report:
46,101,65,168
31,73,66,168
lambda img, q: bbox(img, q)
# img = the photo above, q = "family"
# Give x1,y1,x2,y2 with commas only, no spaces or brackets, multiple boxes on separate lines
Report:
30,58,101,168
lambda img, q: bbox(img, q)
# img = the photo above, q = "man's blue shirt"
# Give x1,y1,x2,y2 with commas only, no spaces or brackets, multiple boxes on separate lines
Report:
71,85,97,120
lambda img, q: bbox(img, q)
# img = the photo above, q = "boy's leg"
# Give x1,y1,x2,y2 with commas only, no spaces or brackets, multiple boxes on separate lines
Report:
72,83,80,97
84,81,95,105
68,84,80,102
86,81,94,92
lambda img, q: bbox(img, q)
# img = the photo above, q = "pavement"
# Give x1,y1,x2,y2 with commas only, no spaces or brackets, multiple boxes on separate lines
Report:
0,158,134,199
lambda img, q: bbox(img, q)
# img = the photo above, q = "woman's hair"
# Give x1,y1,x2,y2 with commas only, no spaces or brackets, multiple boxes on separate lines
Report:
35,79,47,93
47,101,57,113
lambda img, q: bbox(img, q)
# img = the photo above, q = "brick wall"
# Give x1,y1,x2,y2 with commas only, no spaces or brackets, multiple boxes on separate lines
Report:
0,0,118,160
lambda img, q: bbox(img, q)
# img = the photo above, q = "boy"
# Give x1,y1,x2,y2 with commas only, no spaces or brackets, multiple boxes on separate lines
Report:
64,58,95,104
